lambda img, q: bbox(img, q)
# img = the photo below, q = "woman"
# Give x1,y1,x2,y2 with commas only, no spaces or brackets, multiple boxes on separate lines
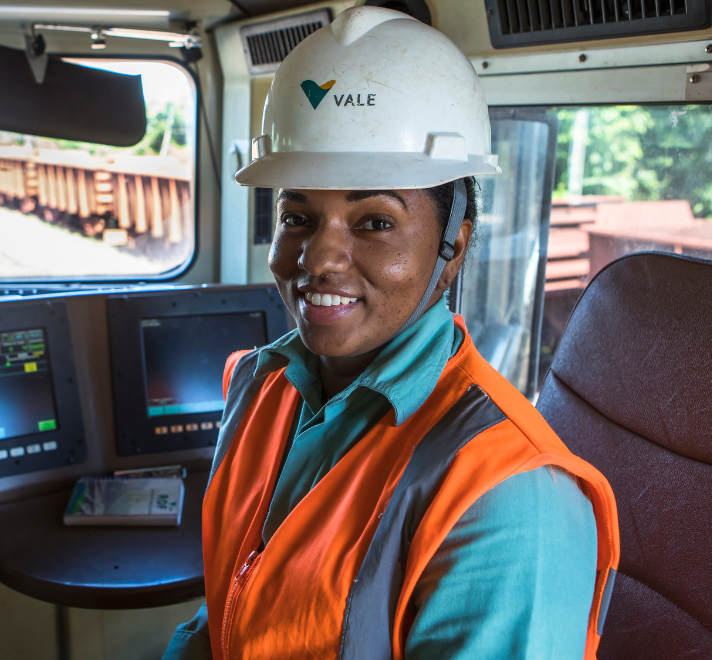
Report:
164,7,619,659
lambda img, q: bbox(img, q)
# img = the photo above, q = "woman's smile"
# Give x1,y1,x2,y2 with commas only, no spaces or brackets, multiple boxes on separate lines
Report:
300,291,362,324
268,188,469,360
303,291,358,306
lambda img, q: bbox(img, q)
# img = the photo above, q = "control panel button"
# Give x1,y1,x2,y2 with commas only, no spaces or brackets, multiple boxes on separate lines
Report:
200,422,214,430
215,420,222,429
10,447,25,457
0,450,7,460
42,441,58,451
154,426,168,435
170,425,184,433
186,423,198,432
26,444,41,454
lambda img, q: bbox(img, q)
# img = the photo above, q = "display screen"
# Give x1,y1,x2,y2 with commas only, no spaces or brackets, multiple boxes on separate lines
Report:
0,328,59,441
141,312,267,418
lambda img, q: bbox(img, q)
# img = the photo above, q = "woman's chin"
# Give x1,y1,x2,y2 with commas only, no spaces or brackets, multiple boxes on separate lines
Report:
295,325,369,359
298,328,354,358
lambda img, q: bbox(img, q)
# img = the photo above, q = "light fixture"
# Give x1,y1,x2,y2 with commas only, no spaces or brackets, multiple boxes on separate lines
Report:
0,7,170,17
3,7,171,29
32,24,202,50
90,28,106,50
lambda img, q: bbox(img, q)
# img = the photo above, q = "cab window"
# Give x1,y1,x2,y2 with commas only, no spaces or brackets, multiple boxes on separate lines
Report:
540,103,712,386
0,59,196,281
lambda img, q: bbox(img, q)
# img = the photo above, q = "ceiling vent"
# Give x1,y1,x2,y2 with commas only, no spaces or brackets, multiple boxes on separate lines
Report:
240,9,331,75
486,0,711,48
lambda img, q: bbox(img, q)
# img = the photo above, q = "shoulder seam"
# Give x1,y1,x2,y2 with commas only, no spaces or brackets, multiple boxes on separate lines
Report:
172,629,211,641
455,359,551,456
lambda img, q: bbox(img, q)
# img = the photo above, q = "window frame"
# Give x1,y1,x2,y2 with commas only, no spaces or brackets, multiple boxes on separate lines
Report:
474,39,712,393
0,54,200,285
476,38,712,107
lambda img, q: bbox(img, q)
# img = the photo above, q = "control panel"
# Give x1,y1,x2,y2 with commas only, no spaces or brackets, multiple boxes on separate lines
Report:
0,285,289,501
0,301,86,479
108,286,287,455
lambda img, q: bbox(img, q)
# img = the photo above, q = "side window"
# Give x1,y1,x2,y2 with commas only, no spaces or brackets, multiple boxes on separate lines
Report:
458,111,556,399
0,60,195,281
540,104,712,387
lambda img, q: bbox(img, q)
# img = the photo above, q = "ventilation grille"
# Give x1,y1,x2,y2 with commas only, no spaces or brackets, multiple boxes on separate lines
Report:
240,9,331,75
246,22,322,67
254,188,273,245
487,0,710,48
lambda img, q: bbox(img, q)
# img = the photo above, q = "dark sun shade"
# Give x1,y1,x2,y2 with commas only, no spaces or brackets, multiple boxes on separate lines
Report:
0,45,146,147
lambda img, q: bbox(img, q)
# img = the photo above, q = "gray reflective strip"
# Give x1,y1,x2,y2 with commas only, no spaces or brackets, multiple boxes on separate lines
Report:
207,350,265,489
597,567,617,635
339,386,506,660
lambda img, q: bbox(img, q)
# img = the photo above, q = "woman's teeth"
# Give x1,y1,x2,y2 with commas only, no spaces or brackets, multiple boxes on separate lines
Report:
305,292,357,307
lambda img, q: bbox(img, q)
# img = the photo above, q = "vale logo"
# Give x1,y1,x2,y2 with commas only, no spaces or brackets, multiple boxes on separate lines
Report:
301,79,336,109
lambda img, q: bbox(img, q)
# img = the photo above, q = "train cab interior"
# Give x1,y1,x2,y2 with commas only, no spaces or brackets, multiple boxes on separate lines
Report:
0,0,710,658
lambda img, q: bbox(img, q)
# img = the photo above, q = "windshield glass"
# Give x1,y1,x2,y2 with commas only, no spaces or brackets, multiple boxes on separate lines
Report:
0,60,195,281
539,103,712,387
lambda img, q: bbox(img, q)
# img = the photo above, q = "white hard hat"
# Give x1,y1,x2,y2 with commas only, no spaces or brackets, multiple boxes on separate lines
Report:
236,5,500,190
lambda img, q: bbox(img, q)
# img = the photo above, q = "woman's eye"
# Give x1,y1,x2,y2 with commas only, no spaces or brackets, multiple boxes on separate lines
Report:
361,218,392,231
282,214,307,227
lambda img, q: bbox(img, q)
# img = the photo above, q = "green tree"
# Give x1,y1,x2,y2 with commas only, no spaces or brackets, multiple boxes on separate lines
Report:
134,103,187,156
552,105,712,218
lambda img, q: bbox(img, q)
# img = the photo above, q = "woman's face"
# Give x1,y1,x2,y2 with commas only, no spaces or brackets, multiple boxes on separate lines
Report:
269,188,469,359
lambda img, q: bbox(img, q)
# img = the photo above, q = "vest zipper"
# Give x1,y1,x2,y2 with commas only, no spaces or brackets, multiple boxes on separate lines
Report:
221,550,261,660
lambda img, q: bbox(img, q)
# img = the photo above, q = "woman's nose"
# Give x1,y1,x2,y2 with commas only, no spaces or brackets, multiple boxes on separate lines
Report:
298,223,351,276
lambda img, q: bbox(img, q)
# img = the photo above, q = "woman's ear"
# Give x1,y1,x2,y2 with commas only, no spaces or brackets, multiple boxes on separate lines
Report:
437,218,472,292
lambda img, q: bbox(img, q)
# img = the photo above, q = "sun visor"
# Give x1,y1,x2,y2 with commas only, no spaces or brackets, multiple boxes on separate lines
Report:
0,45,146,147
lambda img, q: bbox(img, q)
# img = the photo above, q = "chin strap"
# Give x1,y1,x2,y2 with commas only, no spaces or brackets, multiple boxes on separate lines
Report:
393,178,468,338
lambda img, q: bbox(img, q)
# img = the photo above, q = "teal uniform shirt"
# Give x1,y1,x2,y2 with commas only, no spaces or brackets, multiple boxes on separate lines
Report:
163,297,597,660
255,296,462,545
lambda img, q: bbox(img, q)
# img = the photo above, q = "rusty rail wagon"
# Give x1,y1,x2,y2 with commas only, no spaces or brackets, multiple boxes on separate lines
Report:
0,147,192,245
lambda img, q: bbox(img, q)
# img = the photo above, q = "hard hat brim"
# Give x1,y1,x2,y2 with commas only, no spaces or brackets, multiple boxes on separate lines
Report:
235,152,500,190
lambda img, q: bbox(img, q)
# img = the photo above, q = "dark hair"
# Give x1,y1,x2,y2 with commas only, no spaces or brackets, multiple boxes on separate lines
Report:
424,176,477,229
423,176,478,259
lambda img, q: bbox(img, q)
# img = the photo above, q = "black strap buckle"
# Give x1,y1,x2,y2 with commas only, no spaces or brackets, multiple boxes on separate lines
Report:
439,241,455,262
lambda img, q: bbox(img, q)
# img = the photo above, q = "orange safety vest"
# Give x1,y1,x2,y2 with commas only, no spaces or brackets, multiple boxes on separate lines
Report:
203,316,620,660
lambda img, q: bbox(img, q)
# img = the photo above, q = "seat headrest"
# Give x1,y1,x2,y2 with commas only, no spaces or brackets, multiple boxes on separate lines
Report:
549,252,712,464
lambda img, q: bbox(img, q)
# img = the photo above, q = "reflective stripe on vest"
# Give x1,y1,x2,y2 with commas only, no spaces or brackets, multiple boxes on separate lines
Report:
203,316,620,660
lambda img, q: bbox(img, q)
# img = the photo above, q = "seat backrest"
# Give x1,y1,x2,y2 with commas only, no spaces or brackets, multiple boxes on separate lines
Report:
536,252,712,659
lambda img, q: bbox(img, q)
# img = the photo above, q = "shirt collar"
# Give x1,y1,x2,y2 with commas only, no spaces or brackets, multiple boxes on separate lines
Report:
255,296,456,426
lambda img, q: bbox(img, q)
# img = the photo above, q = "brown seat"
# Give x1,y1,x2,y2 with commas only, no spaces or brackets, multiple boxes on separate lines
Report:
536,251,712,659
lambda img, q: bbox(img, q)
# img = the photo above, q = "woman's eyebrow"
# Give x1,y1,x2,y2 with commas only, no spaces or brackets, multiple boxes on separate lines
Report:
345,190,408,209
277,189,309,204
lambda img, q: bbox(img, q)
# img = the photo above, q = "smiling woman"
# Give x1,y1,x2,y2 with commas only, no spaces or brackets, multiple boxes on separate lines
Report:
270,187,472,382
163,7,619,660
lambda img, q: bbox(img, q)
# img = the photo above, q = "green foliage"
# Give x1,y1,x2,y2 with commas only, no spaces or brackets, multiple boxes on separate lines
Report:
54,140,99,154
0,132,28,147
553,105,712,218
0,101,188,158
133,103,187,156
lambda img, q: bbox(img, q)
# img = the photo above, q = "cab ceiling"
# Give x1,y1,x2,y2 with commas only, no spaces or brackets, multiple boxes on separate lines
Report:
0,1,231,27
0,0,333,25
0,0,711,57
